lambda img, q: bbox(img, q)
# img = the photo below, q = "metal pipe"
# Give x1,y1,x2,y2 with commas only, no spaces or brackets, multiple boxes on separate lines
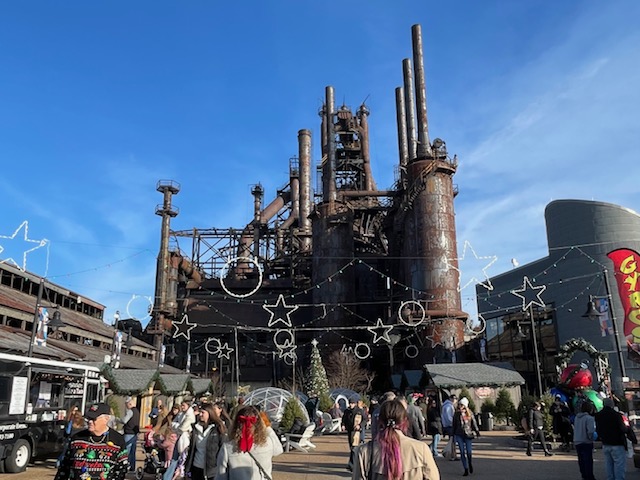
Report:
412,24,431,159
395,86,409,176
298,129,312,250
319,105,327,157
358,104,374,191
325,86,336,203
402,59,417,162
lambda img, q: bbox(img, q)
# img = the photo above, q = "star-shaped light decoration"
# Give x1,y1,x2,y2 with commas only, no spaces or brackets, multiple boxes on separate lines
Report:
367,318,394,344
426,320,460,348
263,294,299,328
511,276,546,311
445,240,497,292
172,313,197,340
0,220,49,271
277,342,297,361
216,342,234,360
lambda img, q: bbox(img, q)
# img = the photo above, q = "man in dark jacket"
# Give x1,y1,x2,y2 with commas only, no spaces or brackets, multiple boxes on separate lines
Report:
119,396,140,472
595,397,628,480
343,397,363,472
527,402,552,456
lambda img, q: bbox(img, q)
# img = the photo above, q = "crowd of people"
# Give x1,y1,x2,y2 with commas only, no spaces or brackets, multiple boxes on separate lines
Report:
53,389,639,480
54,396,283,480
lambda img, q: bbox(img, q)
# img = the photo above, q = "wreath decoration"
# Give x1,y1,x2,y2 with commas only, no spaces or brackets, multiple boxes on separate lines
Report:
556,337,611,378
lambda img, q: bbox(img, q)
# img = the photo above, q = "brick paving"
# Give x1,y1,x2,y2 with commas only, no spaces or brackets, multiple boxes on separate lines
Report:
11,430,639,479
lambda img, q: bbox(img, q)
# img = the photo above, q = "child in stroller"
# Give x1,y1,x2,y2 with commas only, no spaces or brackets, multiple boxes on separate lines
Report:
135,430,166,480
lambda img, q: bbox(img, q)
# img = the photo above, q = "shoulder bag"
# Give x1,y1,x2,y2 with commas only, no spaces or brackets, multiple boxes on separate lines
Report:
248,451,273,480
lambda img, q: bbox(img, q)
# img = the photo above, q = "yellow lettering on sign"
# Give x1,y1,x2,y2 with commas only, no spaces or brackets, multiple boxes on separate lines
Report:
624,272,639,292
620,255,638,275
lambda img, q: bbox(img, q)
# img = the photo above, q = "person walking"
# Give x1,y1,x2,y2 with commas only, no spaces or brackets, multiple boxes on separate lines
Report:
164,400,196,480
215,405,283,480
527,402,553,457
184,403,228,480
54,403,128,480
573,401,596,480
452,397,480,476
371,392,396,440
352,398,440,480
119,396,141,472
441,394,457,437
343,396,364,471
595,397,628,480
427,398,443,458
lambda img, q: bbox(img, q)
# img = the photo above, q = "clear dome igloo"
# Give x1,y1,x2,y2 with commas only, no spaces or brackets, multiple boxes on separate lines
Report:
243,387,309,424
330,388,361,411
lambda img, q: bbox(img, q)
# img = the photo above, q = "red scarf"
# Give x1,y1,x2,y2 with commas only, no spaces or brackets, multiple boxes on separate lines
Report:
237,415,257,452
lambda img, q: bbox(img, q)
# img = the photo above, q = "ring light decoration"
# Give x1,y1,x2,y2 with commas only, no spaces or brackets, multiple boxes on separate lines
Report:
398,300,426,327
354,343,371,360
465,315,486,337
405,345,419,358
219,256,264,299
126,294,153,322
205,337,221,354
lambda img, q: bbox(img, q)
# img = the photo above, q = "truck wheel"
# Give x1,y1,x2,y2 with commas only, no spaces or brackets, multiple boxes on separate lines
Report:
5,439,31,473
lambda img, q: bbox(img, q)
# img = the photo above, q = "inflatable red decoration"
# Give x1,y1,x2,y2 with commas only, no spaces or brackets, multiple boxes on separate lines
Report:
560,364,593,389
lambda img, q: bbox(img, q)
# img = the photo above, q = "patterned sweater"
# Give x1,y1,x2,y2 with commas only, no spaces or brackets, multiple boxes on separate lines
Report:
54,428,128,480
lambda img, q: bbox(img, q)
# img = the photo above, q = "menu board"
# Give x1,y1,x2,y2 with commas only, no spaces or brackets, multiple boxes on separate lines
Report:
9,377,28,415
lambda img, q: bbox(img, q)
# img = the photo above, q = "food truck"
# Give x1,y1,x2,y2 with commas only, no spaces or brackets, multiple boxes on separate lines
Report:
0,352,105,473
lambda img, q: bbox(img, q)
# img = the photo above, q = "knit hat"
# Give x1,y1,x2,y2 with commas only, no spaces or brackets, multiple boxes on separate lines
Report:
459,397,469,407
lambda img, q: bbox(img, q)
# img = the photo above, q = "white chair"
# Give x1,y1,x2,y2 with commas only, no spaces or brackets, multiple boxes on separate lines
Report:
284,423,317,452
321,412,342,434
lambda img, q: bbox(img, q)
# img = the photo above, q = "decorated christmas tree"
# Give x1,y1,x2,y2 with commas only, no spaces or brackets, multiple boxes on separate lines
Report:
305,339,331,401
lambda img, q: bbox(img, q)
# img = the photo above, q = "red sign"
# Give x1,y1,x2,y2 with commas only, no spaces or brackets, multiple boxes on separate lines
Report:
608,249,640,343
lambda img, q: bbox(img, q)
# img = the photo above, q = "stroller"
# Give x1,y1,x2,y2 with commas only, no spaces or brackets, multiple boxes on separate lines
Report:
135,430,166,480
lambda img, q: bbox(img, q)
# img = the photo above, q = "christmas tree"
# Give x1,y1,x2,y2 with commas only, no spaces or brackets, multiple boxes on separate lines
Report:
305,339,331,401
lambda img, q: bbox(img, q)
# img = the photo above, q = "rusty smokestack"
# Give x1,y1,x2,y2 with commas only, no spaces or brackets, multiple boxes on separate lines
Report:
298,129,312,250
357,104,374,191
325,86,336,203
412,24,432,159
395,86,409,179
402,59,417,162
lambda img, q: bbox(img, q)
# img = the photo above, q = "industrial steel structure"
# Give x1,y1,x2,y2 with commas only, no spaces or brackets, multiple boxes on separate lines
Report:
150,25,469,389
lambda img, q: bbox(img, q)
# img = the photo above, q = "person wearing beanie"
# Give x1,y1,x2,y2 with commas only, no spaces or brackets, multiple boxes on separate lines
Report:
452,397,480,476
595,397,628,480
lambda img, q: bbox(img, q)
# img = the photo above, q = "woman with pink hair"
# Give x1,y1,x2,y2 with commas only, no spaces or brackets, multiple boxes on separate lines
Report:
353,399,440,480
216,405,283,480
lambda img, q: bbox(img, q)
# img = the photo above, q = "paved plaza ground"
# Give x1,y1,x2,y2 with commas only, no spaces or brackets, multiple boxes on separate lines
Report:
13,430,640,479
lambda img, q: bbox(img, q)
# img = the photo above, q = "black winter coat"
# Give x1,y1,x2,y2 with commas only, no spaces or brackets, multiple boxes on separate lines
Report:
185,424,227,478
595,407,627,447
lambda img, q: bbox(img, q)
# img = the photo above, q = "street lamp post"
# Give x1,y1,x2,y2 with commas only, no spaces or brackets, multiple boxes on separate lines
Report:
583,268,627,389
528,305,544,398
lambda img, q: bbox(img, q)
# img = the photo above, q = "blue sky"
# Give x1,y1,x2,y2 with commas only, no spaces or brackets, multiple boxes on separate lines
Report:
1,1,638,325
